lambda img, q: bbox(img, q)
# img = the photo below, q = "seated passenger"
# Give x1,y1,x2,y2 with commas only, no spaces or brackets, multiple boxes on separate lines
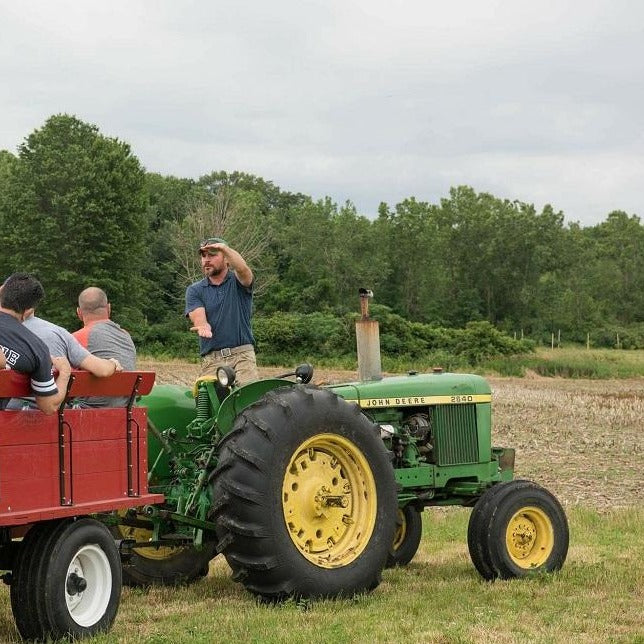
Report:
0,273,70,414
73,287,136,408
6,313,123,410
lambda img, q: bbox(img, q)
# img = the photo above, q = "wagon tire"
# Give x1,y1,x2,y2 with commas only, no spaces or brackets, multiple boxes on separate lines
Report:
386,505,423,567
211,385,397,600
10,520,61,641
38,518,122,640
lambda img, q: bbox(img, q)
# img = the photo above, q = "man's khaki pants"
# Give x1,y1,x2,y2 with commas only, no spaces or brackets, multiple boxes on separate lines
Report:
200,348,259,385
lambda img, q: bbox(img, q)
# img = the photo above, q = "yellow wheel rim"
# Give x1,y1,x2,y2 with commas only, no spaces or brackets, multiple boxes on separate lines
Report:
282,433,377,569
392,508,407,551
506,506,554,569
115,512,182,561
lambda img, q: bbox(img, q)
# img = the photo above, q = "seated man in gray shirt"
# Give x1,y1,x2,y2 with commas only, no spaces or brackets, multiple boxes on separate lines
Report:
6,314,122,409
73,286,136,408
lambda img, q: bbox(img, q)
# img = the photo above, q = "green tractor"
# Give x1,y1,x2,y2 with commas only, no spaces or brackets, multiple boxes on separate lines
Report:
115,345,568,599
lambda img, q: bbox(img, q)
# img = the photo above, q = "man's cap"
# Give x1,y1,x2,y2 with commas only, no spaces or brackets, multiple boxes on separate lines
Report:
199,237,228,250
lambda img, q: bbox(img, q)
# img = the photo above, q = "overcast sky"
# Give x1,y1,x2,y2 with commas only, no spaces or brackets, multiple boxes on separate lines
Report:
1,1,642,226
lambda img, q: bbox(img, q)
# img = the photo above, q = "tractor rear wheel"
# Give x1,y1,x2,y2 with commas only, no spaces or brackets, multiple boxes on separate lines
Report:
468,480,569,580
114,513,216,586
210,385,397,600
386,505,423,567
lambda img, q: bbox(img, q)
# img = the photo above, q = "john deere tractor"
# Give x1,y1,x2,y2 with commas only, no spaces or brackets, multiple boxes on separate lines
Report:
115,302,568,599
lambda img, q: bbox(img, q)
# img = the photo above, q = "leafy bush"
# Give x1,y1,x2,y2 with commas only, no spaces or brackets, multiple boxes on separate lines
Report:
133,319,198,360
254,312,351,360
589,324,644,350
136,305,536,368
253,308,533,366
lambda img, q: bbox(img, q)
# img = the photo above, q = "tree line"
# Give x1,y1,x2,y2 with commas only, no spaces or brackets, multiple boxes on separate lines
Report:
0,114,642,360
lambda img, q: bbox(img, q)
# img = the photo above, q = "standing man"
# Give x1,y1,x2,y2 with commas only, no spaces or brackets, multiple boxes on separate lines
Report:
185,237,258,384
0,273,71,414
73,287,136,407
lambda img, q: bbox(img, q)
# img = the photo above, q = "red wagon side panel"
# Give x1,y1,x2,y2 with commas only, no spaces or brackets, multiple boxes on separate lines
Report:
0,371,164,527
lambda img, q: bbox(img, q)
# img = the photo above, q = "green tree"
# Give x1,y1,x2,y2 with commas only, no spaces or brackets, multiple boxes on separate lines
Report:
141,173,198,325
588,211,644,325
0,114,147,329
0,150,19,279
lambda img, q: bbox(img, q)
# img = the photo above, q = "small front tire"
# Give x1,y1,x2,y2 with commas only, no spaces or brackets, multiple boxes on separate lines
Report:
42,518,122,639
11,518,122,641
386,505,423,567
468,480,569,580
114,514,216,587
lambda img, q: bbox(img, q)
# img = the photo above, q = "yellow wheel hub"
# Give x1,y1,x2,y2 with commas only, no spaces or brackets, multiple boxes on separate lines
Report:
282,433,377,569
115,513,182,561
506,506,554,569
392,508,407,551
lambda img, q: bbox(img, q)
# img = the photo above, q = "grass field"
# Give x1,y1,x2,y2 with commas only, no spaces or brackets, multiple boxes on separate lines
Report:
488,347,644,379
1,507,639,643
0,361,641,643
318,348,644,380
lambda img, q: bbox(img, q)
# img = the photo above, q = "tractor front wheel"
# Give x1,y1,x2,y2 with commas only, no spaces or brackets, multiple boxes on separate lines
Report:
210,385,397,600
386,505,423,567
114,514,217,586
467,480,569,580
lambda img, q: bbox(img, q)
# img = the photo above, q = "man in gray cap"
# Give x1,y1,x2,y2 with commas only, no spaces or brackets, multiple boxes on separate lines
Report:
184,237,258,384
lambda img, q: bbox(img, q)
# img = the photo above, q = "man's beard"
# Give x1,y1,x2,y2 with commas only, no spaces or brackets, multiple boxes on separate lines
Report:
205,265,224,277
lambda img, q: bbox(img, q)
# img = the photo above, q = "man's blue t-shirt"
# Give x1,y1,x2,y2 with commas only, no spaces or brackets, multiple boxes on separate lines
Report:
184,271,255,356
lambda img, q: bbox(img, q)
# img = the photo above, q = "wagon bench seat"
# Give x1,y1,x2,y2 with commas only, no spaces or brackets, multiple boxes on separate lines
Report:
0,370,164,527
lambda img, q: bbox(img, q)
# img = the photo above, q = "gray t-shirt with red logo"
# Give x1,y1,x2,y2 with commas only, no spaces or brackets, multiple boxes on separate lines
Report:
73,319,136,407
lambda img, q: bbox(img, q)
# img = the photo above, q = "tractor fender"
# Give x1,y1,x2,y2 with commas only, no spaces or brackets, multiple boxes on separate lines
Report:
216,378,299,436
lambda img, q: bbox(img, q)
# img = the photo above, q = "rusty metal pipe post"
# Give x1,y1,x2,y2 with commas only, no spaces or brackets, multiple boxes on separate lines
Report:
356,289,382,381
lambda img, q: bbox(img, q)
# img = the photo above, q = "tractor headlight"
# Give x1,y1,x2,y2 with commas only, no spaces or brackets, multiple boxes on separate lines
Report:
216,366,236,388
295,363,314,384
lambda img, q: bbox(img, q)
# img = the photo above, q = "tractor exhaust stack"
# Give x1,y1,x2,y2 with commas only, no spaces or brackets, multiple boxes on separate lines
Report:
356,288,382,381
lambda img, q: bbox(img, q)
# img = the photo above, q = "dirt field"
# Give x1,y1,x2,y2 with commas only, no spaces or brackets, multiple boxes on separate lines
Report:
140,359,643,509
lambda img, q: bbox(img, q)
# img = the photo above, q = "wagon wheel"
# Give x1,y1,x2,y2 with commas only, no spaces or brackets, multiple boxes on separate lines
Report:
12,518,122,641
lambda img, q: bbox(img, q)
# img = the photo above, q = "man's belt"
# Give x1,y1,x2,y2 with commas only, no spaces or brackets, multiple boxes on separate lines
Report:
206,344,254,359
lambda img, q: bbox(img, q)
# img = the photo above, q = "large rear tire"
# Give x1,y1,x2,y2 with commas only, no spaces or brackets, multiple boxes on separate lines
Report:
467,480,569,580
210,385,397,600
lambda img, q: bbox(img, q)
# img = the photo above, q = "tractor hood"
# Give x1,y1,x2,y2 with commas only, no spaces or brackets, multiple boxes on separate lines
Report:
327,372,491,409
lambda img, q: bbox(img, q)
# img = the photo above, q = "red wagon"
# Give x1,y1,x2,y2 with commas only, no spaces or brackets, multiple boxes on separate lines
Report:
0,369,163,641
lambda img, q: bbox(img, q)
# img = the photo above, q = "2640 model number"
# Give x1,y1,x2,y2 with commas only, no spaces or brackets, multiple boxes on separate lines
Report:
450,395,474,403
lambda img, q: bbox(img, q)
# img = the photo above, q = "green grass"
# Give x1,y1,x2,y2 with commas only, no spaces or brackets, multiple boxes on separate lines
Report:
481,347,644,379
1,507,641,643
